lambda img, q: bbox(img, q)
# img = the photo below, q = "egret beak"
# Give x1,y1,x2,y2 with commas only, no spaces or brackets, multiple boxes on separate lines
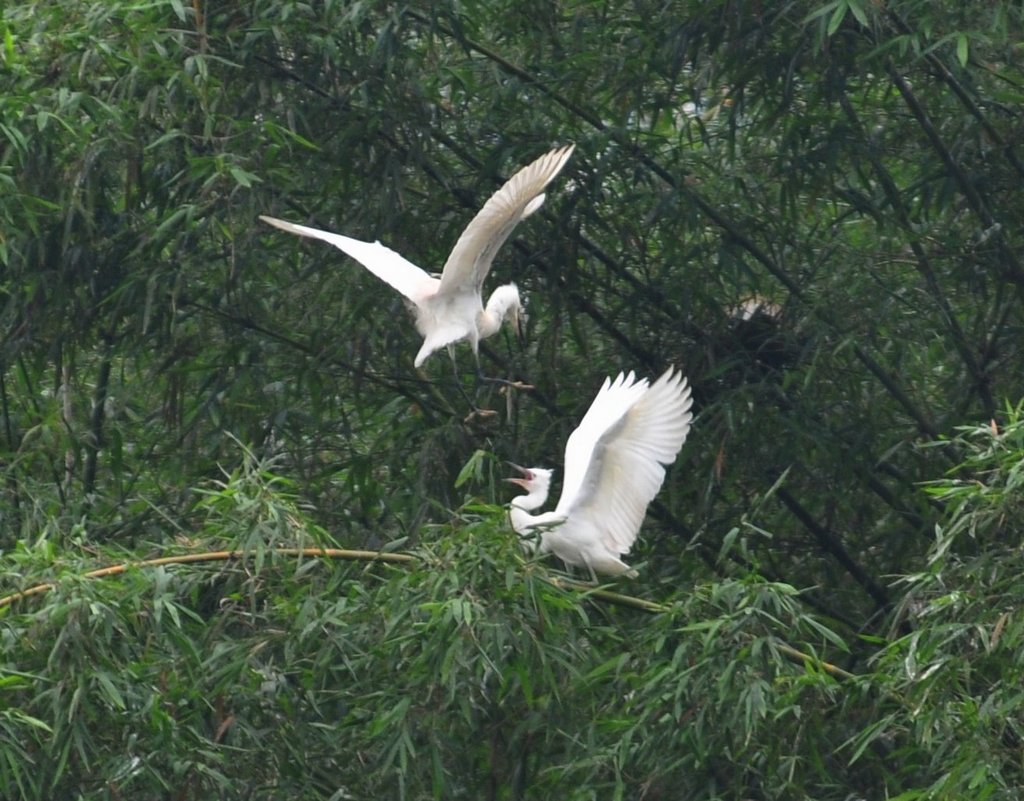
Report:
511,305,527,347
504,461,531,488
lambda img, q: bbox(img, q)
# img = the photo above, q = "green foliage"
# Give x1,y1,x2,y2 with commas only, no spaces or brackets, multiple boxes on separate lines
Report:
3,0,1024,796
1,460,852,799
852,408,1024,799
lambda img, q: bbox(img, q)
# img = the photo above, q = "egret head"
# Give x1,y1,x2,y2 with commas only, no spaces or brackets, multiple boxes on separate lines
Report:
481,283,524,340
504,463,552,503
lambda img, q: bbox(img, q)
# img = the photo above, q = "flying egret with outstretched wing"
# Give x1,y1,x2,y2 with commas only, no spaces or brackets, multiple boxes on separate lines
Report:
507,367,693,578
260,145,574,370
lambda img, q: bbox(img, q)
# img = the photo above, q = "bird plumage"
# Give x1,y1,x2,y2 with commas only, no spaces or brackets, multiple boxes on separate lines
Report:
260,144,574,367
508,367,693,577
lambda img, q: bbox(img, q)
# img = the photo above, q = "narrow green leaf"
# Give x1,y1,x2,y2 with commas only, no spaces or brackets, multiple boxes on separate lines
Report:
846,0,868,26
800,615,850,651
956,34,969,67
228,166,261,188
454,449,487,489
845,712,898,765
3,26,14,64
169,0,186,22
94,672,125,711
827,1,848,35
2,710,53,733
803,0,841,24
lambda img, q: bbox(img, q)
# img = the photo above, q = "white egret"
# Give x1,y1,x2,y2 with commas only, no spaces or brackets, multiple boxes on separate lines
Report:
259,145,574,371
507,367,693,578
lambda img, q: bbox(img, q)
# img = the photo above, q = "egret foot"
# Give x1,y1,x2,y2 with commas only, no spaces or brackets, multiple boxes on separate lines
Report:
463,407,499,426
500,380,535,392
476,371,534,392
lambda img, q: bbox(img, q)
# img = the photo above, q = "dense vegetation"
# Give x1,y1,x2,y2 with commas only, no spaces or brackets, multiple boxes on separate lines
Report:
3,0,1024,797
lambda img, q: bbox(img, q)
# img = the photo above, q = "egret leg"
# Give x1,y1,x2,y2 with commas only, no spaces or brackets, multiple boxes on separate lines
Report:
560,560,598,587
473,349,534,391
447,346,497,420
477,371,535,391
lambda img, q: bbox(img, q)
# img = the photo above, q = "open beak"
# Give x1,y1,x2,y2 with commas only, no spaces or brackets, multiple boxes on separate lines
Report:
504,461,531,488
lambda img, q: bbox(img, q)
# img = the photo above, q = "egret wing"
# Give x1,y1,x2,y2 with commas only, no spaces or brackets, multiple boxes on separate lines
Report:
260,215,438,304
553,371,649,517
556,368,693,555
436,145,574,296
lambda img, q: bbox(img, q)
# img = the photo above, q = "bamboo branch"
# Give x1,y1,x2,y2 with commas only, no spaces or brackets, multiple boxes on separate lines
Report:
0,548,417,610
83,335,114,496
182,300,453,424
772,639,856,681
883,9,1024,181
0,547,660,614
0,547,666,615
403,10,945,441
776,488,891,613
0,365,21,534
545,576,672,614
838,90,995,419
886,65,1024,293
426,118,688,328
0,546,857,680
17,355,66,506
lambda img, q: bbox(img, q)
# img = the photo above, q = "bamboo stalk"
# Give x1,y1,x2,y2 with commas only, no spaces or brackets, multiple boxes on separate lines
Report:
0,547,856,680
0,547,416,610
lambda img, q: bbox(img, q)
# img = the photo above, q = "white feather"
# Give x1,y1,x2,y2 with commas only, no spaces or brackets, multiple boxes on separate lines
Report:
258,216,438,303
509,367,693,577
438,145,575,296
259,145,574,367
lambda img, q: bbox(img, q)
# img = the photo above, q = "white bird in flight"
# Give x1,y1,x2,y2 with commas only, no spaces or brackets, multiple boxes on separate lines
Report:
507,367,693,579
260,145,574,370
